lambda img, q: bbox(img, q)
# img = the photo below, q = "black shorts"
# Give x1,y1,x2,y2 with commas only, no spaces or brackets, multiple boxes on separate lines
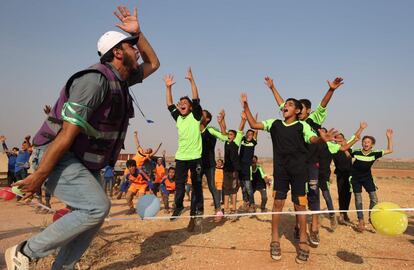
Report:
351,176,377,193
273,160,308,206
223,171,239,195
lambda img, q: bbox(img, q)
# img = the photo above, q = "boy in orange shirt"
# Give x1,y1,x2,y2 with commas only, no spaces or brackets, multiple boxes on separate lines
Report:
125,159,153,214
161,167,176,213
152,157,166,196
215,159,224,201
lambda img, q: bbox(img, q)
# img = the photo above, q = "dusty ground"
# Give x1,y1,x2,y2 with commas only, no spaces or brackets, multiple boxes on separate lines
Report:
1,167,414,270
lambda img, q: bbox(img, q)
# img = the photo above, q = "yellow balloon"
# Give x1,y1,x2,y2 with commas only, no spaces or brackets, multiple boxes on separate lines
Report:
371,202,408,236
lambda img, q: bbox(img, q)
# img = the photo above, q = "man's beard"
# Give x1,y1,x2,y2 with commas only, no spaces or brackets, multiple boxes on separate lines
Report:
122,53,137,74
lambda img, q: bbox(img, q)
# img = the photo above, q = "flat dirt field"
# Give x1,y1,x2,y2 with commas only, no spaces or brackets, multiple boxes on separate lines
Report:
1,165,414,270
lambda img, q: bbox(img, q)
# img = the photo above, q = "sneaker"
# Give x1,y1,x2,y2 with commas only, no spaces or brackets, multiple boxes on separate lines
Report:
5,242,33,270
343,213,351,223
338,214,346,225
330,215,337,231
270,241,282,260
228,210,237,221
194,211,203,226
170,208,184,221
295,242,310,264
187,218,196,232
293,226,300,242
309,230,320,247
248,205,256,213
242,201,249,211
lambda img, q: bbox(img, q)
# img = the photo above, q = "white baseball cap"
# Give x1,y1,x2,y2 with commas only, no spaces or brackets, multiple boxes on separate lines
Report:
97,31,138,58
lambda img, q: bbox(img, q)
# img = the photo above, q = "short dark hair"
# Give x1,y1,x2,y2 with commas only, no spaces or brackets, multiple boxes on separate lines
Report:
228,129,237,136
286,98,303,111
362,135,376,144
12,147,19,151
246,129,255,135
126,159,137,168
253,155,258,160
217,159,223,163
100,43,123,64
179,96,193,106
299,99,312,109
320,127,328,133
203,110,212,124
168,167,175,172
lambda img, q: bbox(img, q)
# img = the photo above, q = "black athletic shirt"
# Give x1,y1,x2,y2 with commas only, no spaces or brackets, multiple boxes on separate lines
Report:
224,140,241,172
262,119,316,164
333,151,352,174
251,165,267,190
239,137,257,164
350,149,384,179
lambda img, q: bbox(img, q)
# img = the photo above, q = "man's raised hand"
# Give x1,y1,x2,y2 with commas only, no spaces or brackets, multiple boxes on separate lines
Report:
114,6,140,35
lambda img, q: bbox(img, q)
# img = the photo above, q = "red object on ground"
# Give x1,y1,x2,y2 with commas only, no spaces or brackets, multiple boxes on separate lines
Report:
53,208,71,222
1,188,16,200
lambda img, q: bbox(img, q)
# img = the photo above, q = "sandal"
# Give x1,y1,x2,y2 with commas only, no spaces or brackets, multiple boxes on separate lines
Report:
270,241,282,261
295,242,310,264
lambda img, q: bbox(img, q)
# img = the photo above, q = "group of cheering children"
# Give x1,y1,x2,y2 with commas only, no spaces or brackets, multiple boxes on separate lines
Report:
86,67,393,265
160,68,393,264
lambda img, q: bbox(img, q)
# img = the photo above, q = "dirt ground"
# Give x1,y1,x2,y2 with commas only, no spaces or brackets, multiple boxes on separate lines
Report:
1,167,414,270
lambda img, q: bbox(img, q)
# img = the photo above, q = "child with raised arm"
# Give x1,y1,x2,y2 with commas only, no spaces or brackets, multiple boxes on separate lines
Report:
333,133,355,224
164,68,204,232
350,129,393,232
218,111,245,218
200,109,229,221
239,112,259,212
241,93,336,264
0,136,18,186
265,76,344,246
132,131,162,173
316,123,365,230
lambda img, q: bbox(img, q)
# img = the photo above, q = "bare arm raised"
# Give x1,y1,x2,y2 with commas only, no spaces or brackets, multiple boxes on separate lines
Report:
164,74,175,107
114,6,160,80
320,77,344,108
384,129,393,155
185,67,199,100
241,93,265,130
264,76,284,107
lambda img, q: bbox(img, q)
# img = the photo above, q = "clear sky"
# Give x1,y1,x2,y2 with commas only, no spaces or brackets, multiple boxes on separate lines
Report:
0,0,413,158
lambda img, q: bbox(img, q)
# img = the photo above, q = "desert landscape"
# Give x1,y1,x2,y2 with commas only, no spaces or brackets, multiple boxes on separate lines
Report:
1,158,414,269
